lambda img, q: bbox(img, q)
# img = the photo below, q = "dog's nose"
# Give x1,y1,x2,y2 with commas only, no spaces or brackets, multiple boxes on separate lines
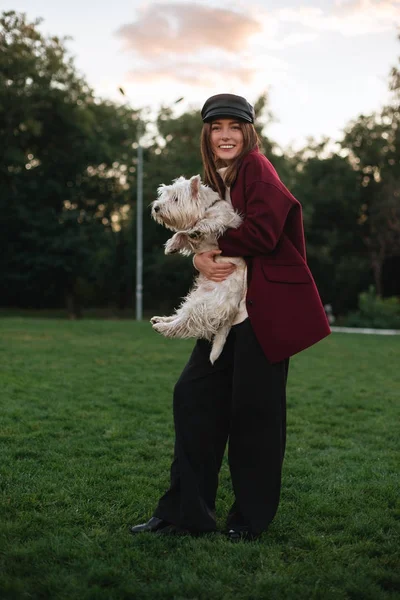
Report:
154,206,160,213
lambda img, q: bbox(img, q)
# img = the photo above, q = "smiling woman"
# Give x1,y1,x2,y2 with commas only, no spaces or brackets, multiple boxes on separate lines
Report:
130,93,331,542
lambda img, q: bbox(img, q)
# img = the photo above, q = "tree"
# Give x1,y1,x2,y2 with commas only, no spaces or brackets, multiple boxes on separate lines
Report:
342,51,400,297
138,107,204,311
0,11,139,316
289,140,368,314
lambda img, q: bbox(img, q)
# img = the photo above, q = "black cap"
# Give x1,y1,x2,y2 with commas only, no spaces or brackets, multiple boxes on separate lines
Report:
201,93,255,124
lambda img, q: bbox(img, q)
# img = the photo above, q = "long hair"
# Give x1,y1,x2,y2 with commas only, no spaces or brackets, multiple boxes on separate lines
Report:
200,122,260,196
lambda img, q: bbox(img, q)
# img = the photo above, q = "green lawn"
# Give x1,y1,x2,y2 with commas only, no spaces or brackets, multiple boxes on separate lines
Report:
0,318,399,600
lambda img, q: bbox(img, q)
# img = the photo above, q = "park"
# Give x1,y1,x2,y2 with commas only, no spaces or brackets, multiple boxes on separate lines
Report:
1,6,400,600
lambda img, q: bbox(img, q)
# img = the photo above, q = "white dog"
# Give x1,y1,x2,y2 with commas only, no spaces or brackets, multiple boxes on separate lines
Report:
150,174,246,364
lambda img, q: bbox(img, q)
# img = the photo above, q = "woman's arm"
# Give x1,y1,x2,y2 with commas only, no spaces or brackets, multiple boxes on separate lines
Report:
218,182,294,257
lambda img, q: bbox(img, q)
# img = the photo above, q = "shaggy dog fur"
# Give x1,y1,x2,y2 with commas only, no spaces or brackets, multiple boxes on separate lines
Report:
150,174,246,364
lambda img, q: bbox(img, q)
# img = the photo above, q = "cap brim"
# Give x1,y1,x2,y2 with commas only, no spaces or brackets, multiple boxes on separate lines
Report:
202,108,253,123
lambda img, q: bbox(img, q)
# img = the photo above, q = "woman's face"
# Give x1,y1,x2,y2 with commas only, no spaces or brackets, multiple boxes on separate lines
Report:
210,119,244,164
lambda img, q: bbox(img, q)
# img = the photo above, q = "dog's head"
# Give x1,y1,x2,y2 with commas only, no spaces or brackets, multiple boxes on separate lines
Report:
150,175,219,231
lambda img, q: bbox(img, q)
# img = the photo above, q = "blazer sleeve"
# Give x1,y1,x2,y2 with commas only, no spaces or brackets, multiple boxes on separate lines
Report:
218,181,294,257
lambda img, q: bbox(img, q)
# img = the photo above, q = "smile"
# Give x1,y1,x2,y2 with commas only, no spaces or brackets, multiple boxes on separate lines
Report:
219,145,235,149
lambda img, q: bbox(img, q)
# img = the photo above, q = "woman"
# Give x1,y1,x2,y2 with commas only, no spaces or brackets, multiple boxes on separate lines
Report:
130,94,330,541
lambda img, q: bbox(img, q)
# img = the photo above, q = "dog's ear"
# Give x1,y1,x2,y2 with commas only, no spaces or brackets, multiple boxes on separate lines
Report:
157,183,167,196
190,175,201,198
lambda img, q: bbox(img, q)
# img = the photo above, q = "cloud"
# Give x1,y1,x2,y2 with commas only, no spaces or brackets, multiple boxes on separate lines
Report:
335,0,400,28
125,47,289,88
277,0,400,36
115,0,399,91
266,31,319,50
127,60,256,87
116,2,270,89
116,3,262,57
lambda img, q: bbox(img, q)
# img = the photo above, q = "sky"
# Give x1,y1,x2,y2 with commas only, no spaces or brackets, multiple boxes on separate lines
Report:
4,0,400,149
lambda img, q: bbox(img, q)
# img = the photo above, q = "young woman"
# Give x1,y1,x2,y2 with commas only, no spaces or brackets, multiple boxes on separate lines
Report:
130,94,331,541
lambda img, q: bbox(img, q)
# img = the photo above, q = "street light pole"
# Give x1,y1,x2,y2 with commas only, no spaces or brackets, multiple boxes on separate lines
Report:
136,121,143,321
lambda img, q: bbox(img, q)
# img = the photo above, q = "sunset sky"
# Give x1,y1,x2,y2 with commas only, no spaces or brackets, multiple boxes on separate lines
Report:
5,0,400,148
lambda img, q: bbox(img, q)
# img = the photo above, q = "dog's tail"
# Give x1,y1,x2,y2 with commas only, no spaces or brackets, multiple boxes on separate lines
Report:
209,322,232,365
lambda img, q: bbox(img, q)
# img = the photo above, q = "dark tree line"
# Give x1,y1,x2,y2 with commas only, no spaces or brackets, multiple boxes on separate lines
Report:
1,11,399,319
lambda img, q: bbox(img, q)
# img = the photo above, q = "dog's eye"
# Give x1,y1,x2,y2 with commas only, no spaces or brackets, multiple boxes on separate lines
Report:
173,196,178,202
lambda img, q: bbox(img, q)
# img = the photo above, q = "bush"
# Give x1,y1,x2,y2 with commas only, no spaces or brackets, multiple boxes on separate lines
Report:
343,286,400,329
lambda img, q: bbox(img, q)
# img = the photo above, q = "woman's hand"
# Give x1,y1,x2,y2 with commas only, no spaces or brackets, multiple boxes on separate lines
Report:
193,250,236,282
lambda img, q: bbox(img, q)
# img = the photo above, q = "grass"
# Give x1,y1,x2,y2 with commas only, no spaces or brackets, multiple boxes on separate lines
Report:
0,317,399,600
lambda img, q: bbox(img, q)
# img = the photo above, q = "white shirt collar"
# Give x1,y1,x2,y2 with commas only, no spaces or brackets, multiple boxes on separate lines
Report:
217,167,228,177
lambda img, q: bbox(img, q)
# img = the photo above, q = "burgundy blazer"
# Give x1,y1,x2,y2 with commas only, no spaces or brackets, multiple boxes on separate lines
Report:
218,148,331,363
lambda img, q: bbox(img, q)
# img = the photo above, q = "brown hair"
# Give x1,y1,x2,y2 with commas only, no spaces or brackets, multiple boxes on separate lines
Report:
200,121,260,196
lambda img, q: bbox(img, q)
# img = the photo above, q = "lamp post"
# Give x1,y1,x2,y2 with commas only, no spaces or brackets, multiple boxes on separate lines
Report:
119,86,142,319
136,119,143,321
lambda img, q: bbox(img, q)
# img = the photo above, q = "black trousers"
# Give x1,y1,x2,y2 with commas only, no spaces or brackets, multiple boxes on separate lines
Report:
153,318,289,535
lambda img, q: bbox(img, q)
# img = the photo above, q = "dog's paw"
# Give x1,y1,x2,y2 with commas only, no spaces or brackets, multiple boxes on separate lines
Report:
152,321,170,335
188,230,203,240
164,239,178,255
151,316,171,326
164,233,188,255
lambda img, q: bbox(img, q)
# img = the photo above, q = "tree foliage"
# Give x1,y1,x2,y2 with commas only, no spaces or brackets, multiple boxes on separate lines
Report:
0,11,139,316
290,146,368,313
1,11,399,319
342,51,400,296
